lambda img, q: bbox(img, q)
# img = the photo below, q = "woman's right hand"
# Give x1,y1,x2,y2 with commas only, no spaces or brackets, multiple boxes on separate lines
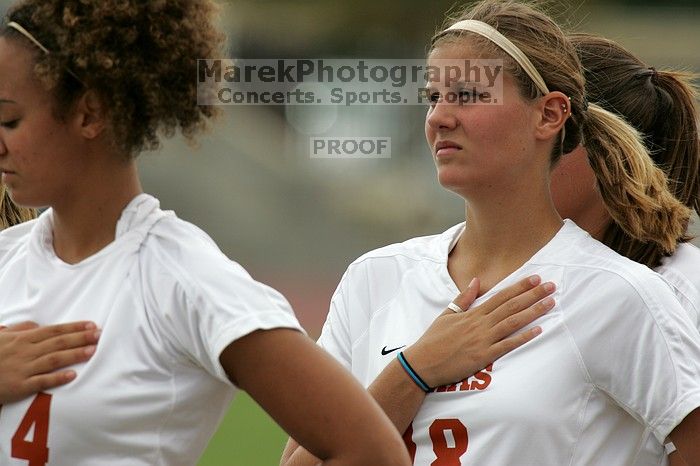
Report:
0,321,100,404
404,275,556,390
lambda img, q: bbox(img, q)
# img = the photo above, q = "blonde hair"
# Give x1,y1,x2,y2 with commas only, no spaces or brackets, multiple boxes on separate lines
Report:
571,33,699,267
0,185,36,229
583,104,691,255
431,0,690,257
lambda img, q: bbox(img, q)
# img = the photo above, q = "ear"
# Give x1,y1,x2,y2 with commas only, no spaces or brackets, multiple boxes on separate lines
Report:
534,91,570,142
72,90,108,140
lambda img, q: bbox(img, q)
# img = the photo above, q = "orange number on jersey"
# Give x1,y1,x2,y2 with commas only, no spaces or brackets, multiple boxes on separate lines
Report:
11,392,52,466
405,419,469,465
429,419,468,466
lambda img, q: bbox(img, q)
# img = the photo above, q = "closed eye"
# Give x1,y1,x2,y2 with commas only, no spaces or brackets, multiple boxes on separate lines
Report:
0,119,19,129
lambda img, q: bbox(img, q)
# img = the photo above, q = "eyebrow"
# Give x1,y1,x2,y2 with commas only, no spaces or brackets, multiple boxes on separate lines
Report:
0,99,17,105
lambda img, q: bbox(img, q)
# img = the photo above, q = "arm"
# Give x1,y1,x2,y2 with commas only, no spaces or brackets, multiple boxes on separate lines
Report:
0,321,100,404
221,328,411,466
281,275,556,464
669,450,689,466
670,408,700,466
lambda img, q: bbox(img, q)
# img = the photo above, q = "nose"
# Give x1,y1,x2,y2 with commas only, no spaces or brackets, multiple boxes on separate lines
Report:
0,135,6,156
426,99,460,131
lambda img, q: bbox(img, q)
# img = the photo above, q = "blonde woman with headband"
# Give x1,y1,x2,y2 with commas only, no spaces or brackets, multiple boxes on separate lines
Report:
283,1,700,465
0,3,556,464
0,1,415,465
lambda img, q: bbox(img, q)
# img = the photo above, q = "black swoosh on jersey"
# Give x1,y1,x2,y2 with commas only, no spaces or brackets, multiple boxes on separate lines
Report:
381,345,406,356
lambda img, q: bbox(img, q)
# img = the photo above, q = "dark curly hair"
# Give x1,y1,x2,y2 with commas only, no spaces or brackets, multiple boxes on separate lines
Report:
1,0,225,156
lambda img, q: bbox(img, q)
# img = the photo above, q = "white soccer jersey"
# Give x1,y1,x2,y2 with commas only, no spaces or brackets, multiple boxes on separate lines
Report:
318,220,700,465
657,242,700,330
0,194,302,466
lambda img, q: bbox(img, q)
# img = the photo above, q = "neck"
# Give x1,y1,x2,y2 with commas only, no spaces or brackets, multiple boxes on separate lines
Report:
448,180,563,294
571,205,611,242
51,157,142,264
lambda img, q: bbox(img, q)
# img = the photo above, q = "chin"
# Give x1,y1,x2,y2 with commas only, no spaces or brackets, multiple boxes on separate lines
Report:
437,169,477,191
436,179,474,201
4,189,49,210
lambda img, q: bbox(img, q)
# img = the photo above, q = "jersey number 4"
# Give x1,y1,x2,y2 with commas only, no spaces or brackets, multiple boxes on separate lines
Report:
11,392,52,466
404,419,469,465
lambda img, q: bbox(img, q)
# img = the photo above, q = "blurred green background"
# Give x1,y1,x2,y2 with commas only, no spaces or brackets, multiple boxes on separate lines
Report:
1,0,698,464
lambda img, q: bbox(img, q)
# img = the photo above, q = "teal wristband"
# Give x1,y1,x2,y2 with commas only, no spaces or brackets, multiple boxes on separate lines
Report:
397,351,431,393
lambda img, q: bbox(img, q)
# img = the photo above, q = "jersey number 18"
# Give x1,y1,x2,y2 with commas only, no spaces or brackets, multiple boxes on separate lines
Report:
404,418,469,465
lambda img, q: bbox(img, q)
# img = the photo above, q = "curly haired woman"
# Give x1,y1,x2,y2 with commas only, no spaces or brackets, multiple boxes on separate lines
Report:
0,1,413,465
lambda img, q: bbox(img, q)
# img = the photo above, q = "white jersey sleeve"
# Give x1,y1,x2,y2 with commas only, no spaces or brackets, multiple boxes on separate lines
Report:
317,271,355,371
656,242,700,330
317,242,441,378
140,217,303,385
562,269,700,443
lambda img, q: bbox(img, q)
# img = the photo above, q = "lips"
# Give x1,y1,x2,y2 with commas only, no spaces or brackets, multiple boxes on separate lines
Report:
435,140,463,156
0,169,16,180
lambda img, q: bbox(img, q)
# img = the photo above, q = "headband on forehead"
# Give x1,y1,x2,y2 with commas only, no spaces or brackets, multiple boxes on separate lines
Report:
437,19,550,96
6,21,85,85
7,21,50,53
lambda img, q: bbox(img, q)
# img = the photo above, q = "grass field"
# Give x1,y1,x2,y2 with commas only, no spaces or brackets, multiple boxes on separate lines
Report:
198,392,287,466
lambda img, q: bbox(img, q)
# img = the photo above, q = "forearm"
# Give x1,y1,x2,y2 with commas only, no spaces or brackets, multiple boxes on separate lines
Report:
225,330,409,466
281,358,423,466
367,358,426,434
281,276,556,464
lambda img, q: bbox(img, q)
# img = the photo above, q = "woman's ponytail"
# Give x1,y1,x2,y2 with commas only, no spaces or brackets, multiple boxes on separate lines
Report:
583,103,691,255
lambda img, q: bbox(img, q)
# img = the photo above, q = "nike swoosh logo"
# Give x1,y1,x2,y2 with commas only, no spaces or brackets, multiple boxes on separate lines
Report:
381,345,406,356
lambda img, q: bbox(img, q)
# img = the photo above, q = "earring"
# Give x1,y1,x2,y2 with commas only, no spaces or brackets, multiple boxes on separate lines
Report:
561,104,568,113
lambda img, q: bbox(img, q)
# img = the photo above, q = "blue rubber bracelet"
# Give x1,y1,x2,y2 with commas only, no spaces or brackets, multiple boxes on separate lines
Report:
397,351,431,393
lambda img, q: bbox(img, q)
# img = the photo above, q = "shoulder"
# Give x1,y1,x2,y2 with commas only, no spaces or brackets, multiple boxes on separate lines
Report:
658,242,700,290
0,216,40,261
656,242,700,326
0,216,37,243
543,226,677,313
330,224,461,315
139,212,299,333
145,214,222,264
346,223,461,276
139,214,268,304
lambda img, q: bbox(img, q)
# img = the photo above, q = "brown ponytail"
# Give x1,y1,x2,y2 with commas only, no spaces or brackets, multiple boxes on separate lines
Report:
0,185,36,229
571,33,699,267
582,103,691,256
649,70,700,213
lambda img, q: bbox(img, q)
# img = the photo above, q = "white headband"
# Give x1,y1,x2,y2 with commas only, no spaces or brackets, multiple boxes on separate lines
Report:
6,21,85,85
438,19,550,96
7,21,50,54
